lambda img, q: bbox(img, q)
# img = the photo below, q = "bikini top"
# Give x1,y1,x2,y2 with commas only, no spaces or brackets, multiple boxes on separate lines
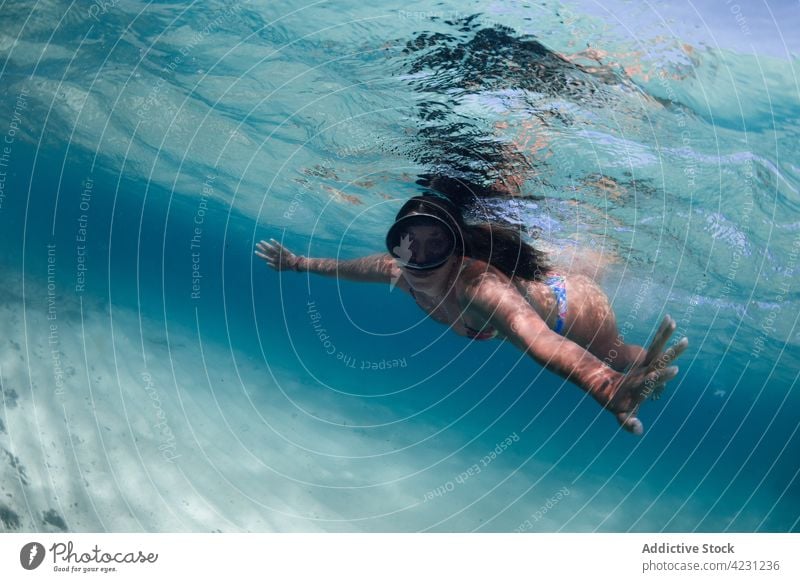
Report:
406,259,566,341
407,258,499,341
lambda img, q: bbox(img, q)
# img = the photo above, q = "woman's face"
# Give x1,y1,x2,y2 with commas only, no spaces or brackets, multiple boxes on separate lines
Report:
395,224,458,294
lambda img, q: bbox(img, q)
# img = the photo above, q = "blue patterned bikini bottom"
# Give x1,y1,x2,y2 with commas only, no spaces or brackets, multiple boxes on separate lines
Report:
544,274,568,335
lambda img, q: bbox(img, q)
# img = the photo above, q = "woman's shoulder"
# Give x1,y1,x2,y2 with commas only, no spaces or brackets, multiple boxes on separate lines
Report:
460,256,551,282
456,257,511,292
457,257,566,298
459,256,493,275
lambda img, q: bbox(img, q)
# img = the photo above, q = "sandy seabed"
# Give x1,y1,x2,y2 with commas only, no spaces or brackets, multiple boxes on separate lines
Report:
0,266,714,533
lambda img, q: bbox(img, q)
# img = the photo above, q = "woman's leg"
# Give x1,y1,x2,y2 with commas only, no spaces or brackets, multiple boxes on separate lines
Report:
563,274,646,372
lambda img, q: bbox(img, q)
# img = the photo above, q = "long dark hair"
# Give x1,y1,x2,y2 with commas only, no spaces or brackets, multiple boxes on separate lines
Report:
393,195,549,281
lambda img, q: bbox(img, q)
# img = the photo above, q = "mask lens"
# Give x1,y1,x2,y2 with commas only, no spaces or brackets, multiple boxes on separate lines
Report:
386,214,457,270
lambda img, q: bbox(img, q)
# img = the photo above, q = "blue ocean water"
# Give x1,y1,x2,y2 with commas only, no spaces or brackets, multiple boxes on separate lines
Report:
0,0,798,532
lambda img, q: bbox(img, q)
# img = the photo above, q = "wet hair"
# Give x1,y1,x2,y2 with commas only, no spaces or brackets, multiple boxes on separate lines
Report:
392,195,549,281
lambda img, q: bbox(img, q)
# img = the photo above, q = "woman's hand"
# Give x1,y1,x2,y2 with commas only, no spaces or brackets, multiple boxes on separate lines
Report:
593,315,688,435
255,239,303,271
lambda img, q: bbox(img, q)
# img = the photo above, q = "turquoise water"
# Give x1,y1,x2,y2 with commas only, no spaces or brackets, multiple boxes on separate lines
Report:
0,0,798,532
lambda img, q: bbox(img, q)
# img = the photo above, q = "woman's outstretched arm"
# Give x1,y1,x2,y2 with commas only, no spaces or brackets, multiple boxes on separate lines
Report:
255,239,398,283
461,271,687,434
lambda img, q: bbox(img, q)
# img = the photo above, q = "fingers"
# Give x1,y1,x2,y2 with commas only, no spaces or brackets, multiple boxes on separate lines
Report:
646,365,678,387
646,326,689,380
638,365,678,401
257,238,283,249
254,239,285,271
613,329,688,435
646,365,679,400
254,239,286,267
254,247,275,266
643,315,676,367
649,383,666,400
254,241,272,257
616,412,644,435
664,337,689,365
256,255,278,269
255,239,282,254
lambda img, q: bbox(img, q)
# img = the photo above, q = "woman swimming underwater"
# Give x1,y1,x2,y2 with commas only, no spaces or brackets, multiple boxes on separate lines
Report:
255,195,688,435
